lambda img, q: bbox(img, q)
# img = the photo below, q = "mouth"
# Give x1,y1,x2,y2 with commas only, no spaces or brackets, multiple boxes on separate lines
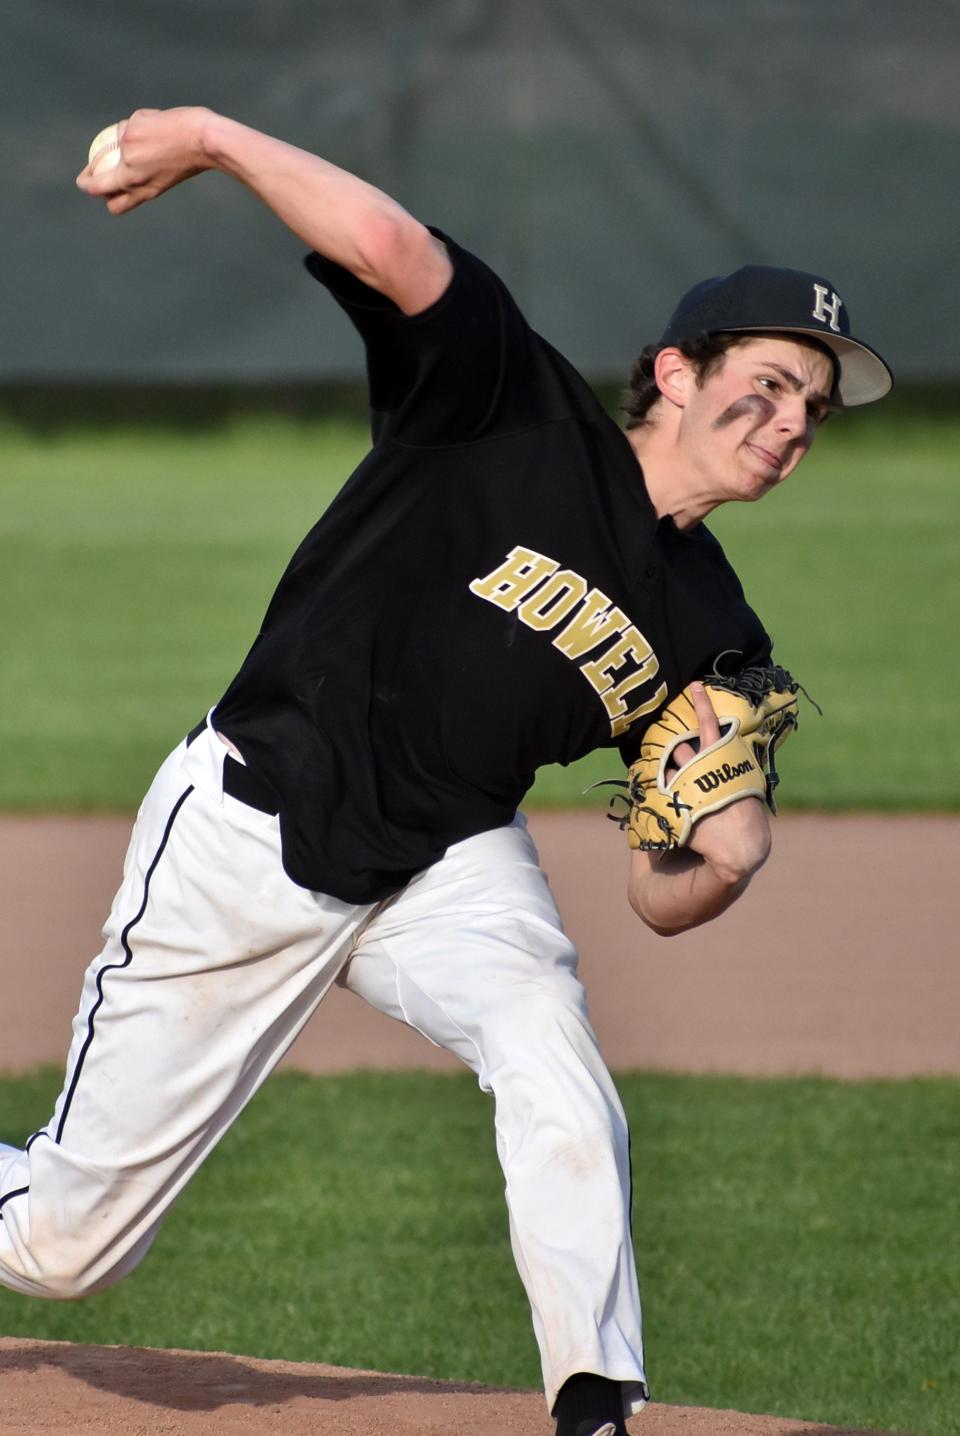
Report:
746,443,784,473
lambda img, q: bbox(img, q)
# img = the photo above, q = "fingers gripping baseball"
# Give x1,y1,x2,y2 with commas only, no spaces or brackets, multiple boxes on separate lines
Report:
77,108,210,214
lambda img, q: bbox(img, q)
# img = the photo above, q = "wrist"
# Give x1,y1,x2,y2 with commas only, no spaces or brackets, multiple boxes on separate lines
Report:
195,109,234,170
698,804,772,886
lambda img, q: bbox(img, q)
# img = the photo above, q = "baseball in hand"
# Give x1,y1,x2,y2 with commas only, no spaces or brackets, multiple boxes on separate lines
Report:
87,123,123,176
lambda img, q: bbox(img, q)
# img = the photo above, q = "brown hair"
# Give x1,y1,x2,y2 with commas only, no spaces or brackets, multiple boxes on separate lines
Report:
622,333,747,430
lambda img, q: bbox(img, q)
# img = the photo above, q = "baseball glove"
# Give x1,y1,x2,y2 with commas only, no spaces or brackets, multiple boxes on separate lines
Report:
609,662,811,852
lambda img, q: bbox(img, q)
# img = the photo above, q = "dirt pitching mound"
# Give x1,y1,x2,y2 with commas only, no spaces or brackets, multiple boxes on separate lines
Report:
0,1338,900,1436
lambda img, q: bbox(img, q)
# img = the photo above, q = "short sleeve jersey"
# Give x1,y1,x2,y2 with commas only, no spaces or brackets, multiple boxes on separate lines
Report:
213,231,772,903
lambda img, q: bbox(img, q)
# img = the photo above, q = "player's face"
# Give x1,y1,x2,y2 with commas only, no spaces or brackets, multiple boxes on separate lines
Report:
685,336,835,505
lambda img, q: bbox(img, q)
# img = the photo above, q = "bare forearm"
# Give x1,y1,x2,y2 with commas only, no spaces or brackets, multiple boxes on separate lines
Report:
78,107,452,313
627,799,772,935
628,849,753,934
200,114,421,292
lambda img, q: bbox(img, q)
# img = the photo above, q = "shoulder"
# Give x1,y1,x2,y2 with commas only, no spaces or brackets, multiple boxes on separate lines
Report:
304,228,516,325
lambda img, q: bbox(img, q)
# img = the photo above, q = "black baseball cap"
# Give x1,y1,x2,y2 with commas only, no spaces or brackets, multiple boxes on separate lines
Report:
658,265,893,406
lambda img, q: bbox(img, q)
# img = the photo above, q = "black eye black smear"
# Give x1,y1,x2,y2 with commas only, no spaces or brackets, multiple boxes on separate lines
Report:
712,394,775,429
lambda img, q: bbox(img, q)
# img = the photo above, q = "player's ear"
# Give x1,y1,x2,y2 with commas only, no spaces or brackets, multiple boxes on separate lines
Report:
653,347,695,409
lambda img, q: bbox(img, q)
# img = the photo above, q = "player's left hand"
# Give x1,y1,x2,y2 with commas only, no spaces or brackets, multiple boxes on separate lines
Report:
663,681,718,775
669,683,770,883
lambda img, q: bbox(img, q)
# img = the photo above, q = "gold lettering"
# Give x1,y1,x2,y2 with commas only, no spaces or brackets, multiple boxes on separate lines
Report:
517,570,588,631
470,547,666,740
552,590,628,659
607,681,668,737
580,626,654,694
469,546,559,611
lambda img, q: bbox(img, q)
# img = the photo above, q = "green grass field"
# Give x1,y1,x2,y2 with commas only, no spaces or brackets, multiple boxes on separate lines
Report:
1,406,958,811
1,404,958,1436
1,1068,957,1436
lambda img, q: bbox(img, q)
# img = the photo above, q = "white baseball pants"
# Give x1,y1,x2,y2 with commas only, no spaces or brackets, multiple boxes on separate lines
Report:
0,723,647,1417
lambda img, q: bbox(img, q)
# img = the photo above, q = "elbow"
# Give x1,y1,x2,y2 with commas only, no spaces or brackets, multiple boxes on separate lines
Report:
628,882,693,938
635,909,697,939
352,209,412,284
641,918,689,939
354,212,441,309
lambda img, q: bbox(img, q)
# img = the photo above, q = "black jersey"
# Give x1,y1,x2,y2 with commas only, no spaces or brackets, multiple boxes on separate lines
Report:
213,232,771,903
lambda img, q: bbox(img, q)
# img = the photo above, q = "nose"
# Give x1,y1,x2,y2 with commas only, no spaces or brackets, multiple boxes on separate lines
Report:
775,397,811,441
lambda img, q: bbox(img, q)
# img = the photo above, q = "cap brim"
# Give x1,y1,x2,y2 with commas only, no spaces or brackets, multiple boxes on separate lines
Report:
721,326,894,407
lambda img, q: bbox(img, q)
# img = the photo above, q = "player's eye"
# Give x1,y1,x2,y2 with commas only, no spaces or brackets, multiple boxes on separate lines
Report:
758,375,780,393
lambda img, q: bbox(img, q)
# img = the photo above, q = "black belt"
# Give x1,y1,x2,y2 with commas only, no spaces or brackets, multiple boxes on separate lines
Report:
186,720,280,817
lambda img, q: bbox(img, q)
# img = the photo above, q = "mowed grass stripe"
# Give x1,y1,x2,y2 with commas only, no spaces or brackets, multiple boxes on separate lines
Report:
2,411,957,809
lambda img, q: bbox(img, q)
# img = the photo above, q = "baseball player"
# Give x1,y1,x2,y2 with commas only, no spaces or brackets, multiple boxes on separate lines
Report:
0,108,891,1436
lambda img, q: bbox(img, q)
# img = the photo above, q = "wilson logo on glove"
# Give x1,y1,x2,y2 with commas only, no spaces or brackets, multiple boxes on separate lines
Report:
694,758,756,793
591,660,820,851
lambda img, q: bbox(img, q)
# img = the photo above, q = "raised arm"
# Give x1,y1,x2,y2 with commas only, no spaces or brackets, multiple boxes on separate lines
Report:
627,683,772,935
76,107,452,315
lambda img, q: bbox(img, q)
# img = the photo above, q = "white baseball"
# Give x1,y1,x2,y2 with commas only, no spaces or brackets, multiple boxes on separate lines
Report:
87,123,123,176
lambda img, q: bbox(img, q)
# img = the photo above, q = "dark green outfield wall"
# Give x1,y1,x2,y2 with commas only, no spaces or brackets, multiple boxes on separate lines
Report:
1,1,956,384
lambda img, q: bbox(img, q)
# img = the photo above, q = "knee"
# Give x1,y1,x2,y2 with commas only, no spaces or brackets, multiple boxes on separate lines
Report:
34,1273,96,1301
4,1223,146,1301
487,992,629,1146
23,1250,115,1301
490,984,600,1073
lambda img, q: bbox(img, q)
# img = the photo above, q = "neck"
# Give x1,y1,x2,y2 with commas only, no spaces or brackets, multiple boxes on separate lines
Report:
625,426,717,531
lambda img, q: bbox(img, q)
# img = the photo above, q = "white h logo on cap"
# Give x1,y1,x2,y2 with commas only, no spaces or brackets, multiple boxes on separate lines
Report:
812,283,843,333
